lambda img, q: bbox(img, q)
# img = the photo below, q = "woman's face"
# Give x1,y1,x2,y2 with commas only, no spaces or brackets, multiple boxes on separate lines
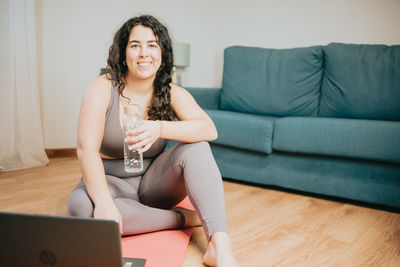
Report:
125,25,162,81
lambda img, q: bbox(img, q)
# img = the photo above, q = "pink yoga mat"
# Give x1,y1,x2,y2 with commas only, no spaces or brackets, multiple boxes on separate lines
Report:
121,197,195,267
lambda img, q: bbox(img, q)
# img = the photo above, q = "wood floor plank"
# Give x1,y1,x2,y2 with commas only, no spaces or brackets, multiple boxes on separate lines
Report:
0,157,399,266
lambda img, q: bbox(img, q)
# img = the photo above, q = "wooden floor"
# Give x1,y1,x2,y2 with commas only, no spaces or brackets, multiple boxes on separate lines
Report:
0,157,399,267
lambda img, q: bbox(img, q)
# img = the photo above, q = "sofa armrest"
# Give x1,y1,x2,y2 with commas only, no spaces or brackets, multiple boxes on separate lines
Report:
185,87,221,110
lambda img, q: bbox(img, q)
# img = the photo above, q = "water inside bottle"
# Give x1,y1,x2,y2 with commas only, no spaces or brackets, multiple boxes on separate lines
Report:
123,137,143,173
122,103,143,173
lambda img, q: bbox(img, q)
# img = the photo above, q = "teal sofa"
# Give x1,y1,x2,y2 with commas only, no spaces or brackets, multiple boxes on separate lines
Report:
187,43,400,209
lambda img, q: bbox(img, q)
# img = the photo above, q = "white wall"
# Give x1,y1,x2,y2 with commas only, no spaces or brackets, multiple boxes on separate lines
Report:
40,0,400,148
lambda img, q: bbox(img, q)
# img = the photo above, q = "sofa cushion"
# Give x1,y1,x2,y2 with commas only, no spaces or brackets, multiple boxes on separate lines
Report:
220,45,323,116
273,117,400,163
319,43,400,121
206,110,277,154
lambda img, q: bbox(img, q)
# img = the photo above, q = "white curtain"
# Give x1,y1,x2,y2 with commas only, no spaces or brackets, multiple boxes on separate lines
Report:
0,0,49,171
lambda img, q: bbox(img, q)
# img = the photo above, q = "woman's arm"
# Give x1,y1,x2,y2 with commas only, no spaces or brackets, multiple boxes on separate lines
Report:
76,76,122,232
129,84,218,153
162,84,218,141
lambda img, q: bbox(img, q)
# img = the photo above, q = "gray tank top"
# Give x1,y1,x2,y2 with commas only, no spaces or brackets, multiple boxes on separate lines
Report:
100,85,167,159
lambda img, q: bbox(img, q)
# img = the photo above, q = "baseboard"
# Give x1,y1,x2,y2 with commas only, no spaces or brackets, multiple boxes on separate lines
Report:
45,148,77,158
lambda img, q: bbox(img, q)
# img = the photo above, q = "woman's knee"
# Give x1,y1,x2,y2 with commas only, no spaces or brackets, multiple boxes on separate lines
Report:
190,141,211,153
67,189,94,218
173,141,212,162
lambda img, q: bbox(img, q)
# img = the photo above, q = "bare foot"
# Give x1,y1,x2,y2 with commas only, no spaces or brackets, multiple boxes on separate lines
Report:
203,239,217,266
172,207,201,227
203,232,239,267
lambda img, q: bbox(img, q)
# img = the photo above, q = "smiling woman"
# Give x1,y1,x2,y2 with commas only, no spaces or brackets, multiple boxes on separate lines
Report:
106,15,175,121
67,15,239,267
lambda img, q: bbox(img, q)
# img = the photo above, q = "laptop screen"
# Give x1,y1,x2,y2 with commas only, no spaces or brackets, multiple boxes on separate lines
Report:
0,212,145,267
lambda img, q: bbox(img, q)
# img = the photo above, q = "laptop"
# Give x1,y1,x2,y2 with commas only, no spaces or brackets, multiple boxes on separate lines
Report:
0,211,146,267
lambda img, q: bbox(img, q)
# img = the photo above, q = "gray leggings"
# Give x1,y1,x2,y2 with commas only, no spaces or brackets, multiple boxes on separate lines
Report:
68,142,228,240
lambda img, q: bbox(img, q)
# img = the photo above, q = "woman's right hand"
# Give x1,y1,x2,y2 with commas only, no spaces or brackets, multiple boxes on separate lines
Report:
93,201,123,234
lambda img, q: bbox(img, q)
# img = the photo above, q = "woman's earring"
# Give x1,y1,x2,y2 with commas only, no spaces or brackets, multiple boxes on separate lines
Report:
123,61,127,66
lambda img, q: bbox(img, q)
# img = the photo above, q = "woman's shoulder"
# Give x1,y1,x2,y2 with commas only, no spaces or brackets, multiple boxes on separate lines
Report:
86,75,113,95
169,83,200,114
89,75,113,91
83,75,113,107
170,83,191,99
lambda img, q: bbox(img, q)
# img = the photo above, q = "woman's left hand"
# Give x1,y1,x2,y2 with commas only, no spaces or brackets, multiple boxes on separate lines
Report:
126,120,162,153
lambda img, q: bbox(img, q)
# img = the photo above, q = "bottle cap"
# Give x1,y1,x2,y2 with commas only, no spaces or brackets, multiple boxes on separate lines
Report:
124,104,141,116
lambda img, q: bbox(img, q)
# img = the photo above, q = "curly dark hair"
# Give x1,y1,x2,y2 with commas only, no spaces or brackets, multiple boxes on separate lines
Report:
106,15,176,121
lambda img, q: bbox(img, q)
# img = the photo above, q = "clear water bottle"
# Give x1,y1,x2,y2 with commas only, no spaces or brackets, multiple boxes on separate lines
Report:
123,104,143,173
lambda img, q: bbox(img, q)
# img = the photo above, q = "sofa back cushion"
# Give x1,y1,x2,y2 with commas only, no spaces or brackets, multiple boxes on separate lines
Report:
220,45,323,116
319,43,400,121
